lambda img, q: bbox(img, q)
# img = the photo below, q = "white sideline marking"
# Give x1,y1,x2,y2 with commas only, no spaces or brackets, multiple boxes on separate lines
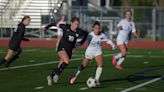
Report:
0,49,38,53
0,54,162,71
143,61,149,64
0,58,82,71
120,76,164,92
34,86,44,90
0,54,113,71
79,87,89,90
29,60,35,63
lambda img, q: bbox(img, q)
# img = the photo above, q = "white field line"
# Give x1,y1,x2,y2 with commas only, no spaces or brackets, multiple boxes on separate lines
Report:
0,49,38,53
0,58,82,71
0,54,114,71
120,76,164,92
0,54,163,71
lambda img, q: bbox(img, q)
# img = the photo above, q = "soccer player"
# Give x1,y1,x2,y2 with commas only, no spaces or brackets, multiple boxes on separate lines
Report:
0,16,31,67
70,21,115,85
112,9,139,70
45,17,88,86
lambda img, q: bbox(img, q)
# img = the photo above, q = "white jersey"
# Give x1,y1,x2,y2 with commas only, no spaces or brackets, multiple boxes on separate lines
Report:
85,32,114,59
116,19,136,45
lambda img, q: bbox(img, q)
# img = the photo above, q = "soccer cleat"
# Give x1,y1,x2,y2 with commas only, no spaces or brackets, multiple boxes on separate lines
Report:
47,75,53,86
53,75,59,83
112,55,117,65
70,75,77,85
115,65,123,70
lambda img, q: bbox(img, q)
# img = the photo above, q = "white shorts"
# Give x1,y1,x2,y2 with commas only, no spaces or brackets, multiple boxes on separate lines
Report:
116,35,128,45
85,49,102,60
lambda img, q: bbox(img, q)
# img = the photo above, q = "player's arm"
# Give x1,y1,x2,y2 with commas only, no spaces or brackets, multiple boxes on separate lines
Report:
22,37,29,41
77,28,88,45
17,24,26,41
132,23,139,39
45,23,56,30
39,23,57,32
103,34,116,50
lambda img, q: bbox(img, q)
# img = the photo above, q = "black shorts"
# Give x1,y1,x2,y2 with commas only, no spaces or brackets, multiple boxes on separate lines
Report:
9,43,22,54
57,46,72,59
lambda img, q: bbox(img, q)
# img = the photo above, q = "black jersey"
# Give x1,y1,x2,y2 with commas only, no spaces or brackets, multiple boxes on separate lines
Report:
9,22,28,51
58,24,88,51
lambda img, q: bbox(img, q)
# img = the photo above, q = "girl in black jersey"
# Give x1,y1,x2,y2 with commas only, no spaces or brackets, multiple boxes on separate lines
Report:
0,16,31,67
45,17,88,86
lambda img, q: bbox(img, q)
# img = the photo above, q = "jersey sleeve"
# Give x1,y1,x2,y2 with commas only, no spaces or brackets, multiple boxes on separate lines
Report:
17,24,25,40
132,22,136,33
45,23,56,30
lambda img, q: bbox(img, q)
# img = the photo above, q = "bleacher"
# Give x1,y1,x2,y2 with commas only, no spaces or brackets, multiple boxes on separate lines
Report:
0,0,9,16
0,0,60,28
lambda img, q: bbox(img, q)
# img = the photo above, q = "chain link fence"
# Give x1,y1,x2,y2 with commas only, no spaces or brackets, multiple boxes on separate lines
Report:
0,5,164,40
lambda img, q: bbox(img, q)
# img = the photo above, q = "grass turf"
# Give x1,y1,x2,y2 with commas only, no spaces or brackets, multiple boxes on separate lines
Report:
0,47,164,92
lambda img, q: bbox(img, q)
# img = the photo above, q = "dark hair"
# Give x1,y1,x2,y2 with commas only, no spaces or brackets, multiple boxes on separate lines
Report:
123,9,132,17
71,17,79,23
92,21,100,28
22,16,31,22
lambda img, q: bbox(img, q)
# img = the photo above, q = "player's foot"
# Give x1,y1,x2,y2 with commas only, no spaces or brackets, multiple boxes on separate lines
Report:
70,75,77,85
115,65,123,70
112,55,117,65
95,80,101,86
47,75,53,86
53,74,59,83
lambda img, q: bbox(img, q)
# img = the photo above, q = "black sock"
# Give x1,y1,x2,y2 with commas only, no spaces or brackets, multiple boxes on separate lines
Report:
0,58,7,65
51,62,68,77
6,54,19,66
78,64,85,71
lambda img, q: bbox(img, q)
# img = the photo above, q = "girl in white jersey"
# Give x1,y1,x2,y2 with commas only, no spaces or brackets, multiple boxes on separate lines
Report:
70,21,115,85
112,9,138,70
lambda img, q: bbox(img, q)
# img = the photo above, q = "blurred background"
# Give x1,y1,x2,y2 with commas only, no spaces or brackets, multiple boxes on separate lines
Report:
0,0,164,41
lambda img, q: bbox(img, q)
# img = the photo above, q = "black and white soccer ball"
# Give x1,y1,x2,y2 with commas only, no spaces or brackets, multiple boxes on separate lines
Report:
86,77,96,88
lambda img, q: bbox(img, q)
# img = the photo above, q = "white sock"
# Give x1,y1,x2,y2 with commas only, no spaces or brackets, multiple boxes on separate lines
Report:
95,67,102,81
116,53,122,59
75,70,81,77
117,57,125,65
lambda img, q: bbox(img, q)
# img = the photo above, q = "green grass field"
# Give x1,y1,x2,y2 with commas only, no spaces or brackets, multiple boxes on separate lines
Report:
0,47,164,92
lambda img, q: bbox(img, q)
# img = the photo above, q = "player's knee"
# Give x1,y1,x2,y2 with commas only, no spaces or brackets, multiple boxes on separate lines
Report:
121,51,127,57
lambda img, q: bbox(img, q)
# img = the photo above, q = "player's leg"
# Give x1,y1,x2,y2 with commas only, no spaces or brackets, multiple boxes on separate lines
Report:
112,39,123,65
48,50,70,85
57,59,63,68
70,57,90,84
115,44,127,70
0,49,14,65
95,54,103,85
5,47,22,67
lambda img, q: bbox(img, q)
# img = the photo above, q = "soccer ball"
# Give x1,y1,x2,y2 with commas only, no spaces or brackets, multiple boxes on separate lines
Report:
86,77,96,88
